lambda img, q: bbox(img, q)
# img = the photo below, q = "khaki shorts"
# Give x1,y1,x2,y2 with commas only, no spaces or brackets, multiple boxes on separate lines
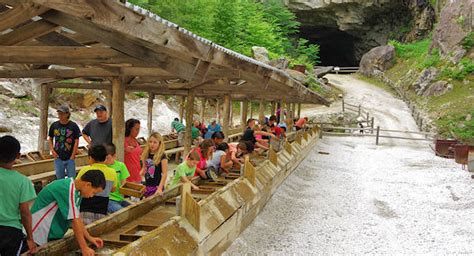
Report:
80,212,106,225
177,131,185,146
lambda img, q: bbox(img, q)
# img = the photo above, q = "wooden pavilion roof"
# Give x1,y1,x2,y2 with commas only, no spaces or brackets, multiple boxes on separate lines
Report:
0,0,330,105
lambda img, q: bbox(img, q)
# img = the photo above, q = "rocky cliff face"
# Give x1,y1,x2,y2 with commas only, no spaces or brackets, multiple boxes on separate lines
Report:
285,0,435,66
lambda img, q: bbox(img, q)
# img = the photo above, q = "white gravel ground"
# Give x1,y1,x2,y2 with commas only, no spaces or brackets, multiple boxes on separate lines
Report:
224,75,470,255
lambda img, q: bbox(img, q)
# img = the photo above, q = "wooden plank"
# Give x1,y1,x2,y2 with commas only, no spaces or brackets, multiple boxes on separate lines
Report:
0,46,134,65
46,82,111,90
112,77,125,161
0,3,48,32
285,141,292,155
0,19,57,45
180,182,191,218
244,155,256,186
295,134,302,145
303,131,309,141
268,148,278,166
36,31,84,46
200,98,205,124
184,192,200,232
40,10,202,81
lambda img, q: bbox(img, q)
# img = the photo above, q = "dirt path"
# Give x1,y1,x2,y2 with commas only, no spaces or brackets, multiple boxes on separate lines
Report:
224,75,470,255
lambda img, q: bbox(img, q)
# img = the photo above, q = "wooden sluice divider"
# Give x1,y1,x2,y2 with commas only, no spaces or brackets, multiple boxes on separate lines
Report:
244,155,256,186
181,183,200,231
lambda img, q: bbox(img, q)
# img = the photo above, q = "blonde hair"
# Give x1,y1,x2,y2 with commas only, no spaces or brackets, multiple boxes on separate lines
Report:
141,132,166,166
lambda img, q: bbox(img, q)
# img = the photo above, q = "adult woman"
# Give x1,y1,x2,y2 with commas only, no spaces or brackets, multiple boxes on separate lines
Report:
124,119,142,183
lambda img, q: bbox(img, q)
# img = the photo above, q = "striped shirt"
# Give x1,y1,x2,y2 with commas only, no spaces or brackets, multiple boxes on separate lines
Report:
31,178,80,245
171,120,185,133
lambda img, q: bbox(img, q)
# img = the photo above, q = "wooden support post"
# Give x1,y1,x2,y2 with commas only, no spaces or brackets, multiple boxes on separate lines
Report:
184,91,195,158
358,104,361,116
200,98,206,124
147,92,154,137
342,98,345,112
216,98,221,124
241,100,248,131
285,141,292,155
230,100,234,128
179,96,185,123
268,147,278,166
38,84,49,153
249,101,253,119
244,155,256,186
258,99,265,124
271,102,276,116
297,103,301,118
277,101,282,122
376,126,380,145
371,117,375,134
223,94,231,141
292,103,296,119
104,89,112,117
112,77,125,161
319,124,324,139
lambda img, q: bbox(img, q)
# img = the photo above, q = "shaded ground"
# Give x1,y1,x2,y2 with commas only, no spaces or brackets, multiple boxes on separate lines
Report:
225,75,469,255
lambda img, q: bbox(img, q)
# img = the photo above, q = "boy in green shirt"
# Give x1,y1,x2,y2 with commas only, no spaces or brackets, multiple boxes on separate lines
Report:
0,135,37,255
104,143,131,213
170,151,201,190
31,170,106,256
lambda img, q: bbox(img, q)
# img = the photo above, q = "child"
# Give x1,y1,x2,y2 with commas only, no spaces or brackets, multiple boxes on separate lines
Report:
76,145,117,225
104,143,131,213
191,139,214,179
140,132,168,197
170,151,200,190
0,135,37,255
208,143,233,175
31,170,106,256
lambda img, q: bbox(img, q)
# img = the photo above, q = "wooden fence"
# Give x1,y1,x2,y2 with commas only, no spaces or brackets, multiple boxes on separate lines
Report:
321,125,436,145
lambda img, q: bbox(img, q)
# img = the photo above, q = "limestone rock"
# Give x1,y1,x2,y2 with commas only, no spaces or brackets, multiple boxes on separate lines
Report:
314,66,334,78
251,46,270,63
359,45,395,77
0,79,31,98
0,125,12,133
422,81,453,97
413,68,439,95
431,0,471,63
285,69,307,83
268,57,289,69
466,114,472,122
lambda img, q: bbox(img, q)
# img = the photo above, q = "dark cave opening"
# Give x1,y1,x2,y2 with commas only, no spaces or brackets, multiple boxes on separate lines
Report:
299,26,359,67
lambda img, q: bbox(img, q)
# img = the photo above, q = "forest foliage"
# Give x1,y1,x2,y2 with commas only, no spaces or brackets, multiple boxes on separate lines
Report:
129,0,320,68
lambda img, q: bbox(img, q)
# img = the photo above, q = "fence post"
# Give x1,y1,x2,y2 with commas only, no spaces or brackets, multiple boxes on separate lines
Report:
358,105,361,116
319,124,323,139
366,112,370,124
376,126,380,145
371,117,375,134
342,98,345,112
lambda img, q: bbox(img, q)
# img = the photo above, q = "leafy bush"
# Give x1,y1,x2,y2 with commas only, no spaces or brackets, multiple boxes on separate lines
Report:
418,48,440,68
389,39,431,59
461,32,474,50
440,58,474,80
129,0,319,68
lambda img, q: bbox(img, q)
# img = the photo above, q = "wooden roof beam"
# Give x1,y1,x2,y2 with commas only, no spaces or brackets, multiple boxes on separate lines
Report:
0,19,58,45
0,2,48,32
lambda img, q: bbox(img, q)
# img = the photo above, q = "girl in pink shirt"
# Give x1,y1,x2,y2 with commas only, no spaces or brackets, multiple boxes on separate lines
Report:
124,119,143,183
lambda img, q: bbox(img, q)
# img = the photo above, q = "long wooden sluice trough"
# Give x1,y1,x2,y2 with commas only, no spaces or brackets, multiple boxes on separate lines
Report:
31,126,319,255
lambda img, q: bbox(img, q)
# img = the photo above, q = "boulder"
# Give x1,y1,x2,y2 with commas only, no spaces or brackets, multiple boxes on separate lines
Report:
413,68,438,95
359,45,395,76
268,57,289,69
422,81,453,97
0,79,31,98
285,69,306,83
313,66,334,78
431,0,471,63
251,46,270,63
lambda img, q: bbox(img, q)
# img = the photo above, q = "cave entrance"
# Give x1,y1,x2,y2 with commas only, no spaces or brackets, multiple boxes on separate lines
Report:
299,26,359,67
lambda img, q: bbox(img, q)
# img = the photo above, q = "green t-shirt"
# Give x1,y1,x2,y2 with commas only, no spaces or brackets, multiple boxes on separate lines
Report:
170,161,196,187
107,161,130,202
171,121,185,133
191,127,200,139
0,167,36,230
31,178,81,245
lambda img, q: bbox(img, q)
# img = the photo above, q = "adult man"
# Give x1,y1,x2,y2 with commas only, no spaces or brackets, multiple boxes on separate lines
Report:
82,105,112,147
48,105,81,179
171,117,186,146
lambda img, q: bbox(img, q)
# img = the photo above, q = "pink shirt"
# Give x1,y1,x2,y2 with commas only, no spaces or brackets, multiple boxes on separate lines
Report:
124,137,143,183
295,118,306,128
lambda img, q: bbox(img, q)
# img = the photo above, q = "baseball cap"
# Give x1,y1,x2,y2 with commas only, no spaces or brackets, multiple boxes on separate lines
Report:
57,105,70,113
94,104,107,112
